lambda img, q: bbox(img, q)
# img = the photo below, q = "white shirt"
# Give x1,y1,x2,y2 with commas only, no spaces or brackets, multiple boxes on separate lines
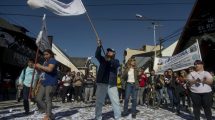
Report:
127,68,135,83
187,71,212,93
62,75,72,86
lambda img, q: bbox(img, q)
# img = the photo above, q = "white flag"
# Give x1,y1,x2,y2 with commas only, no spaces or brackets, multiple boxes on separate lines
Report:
36,14,51,52
27,0,86,16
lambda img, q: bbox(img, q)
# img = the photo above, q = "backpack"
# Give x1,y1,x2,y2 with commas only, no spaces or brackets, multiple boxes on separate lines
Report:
21,67,27,82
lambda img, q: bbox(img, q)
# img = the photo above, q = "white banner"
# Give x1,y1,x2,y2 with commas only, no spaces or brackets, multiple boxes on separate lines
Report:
154,41,202,74
36,14,51,52
27,0,86,16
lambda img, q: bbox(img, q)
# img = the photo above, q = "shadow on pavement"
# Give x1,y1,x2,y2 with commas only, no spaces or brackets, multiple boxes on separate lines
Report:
55,109,78,119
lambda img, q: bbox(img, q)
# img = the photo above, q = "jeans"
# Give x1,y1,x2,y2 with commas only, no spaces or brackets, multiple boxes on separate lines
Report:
190,92,212,120
167,87,174,108
84,87,94,102
95,83,121,120
23,85,30,113
74,86,83,101
162,87,168,104
137,87,145,105
156,89,162,106
123,83,138,114
36,85,56,117
61,86,70,102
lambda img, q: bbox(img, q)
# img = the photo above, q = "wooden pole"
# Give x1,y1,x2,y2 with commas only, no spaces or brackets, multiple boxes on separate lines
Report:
28,47,40,100
85,11,106,55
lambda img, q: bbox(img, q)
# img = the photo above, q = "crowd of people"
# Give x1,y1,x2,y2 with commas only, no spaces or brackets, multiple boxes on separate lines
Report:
12,40,215,120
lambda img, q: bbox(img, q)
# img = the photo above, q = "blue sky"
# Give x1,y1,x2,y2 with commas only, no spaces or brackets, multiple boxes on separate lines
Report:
0,0,195,63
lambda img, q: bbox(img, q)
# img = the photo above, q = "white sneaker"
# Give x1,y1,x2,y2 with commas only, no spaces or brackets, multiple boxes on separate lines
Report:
30,102,34,105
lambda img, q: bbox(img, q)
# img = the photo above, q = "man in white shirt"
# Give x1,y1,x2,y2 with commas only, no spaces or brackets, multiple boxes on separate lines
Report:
61,71,72,103
187,60,213,120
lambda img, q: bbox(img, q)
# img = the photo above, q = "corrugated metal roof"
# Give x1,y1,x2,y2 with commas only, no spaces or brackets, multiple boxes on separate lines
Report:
0,17,22,33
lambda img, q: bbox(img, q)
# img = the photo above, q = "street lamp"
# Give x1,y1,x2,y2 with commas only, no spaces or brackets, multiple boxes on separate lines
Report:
136,14,161,57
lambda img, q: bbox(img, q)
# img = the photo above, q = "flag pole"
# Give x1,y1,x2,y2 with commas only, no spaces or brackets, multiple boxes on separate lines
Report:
28,46,40,100
85,11,106,55
196,39,202,60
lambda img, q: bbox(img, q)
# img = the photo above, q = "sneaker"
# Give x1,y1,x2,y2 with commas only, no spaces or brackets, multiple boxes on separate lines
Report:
30,101,35,105
132,114,136,118
121,111,129,117
24,111,30,115
176,110,181,115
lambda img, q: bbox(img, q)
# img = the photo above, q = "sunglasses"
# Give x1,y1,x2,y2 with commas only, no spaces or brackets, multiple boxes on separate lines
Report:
194,63,202,65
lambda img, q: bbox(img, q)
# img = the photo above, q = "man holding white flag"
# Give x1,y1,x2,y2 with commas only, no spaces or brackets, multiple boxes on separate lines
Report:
36,14,51,52
27,0,86,16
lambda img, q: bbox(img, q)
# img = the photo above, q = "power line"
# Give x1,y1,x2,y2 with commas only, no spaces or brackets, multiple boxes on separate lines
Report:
0,12,186,21
162,27,183,41
87,2,194,6
162,32,182,43
0,2,194,7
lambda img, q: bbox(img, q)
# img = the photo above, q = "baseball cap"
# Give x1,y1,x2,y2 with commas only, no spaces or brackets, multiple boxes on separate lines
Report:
107,48,115,53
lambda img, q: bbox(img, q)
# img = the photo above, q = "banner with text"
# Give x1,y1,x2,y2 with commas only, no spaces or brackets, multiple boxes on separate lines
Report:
154,41,202,74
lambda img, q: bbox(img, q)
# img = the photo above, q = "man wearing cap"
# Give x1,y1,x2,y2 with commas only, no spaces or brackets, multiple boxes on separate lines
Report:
187,60,213,120
95,40,121,120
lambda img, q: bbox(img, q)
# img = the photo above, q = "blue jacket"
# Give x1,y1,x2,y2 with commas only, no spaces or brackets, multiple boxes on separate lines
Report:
95,47,120,86
18,67,39,87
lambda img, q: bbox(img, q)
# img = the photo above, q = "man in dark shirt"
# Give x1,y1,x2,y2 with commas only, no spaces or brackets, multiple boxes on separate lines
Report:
95,40,121,120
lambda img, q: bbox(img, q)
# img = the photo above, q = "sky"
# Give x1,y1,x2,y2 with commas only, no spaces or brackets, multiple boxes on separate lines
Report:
0,0,196,63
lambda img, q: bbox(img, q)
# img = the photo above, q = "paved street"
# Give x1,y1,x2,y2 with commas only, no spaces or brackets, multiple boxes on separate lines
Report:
1,100,215,120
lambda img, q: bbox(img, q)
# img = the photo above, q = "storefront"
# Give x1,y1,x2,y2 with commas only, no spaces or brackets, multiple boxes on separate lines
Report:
0,18,41,100
173,0,215,72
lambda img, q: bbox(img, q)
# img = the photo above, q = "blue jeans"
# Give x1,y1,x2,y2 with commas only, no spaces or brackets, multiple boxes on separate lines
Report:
167,87,174,108
95,83,121,120
123,83,138,114
156,89,162,105
23,85,30,113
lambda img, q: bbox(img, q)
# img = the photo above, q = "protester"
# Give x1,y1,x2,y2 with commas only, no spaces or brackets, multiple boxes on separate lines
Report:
137,67,147,106
178,70,191,111
121,58,139,118
158,74,168,106
61,70,72,103
18,58,39,115
95,40,121,120
146,70,158,107
165,68,177,112
2,73,12,100
187,60,213,120
35,49,58,120
69,71,76,102
84,72,95,103
116,74,123,102
209,71,215,92
172,71,182,114
155,73,164,108
73,72,83,102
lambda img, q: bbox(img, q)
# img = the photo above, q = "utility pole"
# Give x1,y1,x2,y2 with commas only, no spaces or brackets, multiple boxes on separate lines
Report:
152,22,158,57
159,37,163,57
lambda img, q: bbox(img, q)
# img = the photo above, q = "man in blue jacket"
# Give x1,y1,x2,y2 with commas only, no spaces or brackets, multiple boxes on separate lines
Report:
95,40,121,120
18,58,39,115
